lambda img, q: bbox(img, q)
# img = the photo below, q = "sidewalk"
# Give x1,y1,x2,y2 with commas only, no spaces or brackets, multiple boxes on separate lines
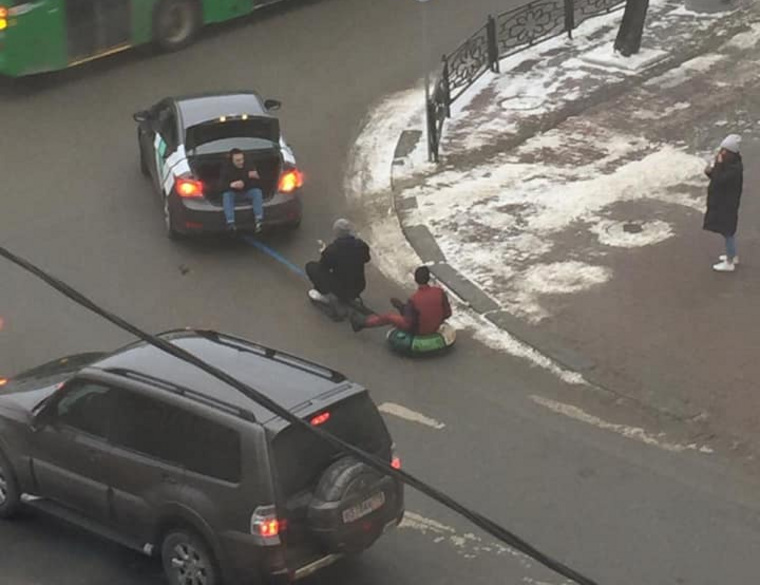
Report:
365,1,760,455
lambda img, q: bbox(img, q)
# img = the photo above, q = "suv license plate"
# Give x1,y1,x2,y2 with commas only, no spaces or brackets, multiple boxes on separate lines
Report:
342,492,386,524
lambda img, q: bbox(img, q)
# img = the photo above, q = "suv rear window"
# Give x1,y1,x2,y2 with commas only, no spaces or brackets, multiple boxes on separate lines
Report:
272,392,391,497
110,390,242,483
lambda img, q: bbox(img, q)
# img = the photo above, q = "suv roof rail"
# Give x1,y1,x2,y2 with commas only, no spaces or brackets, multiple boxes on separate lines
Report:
161,329,348,384
104,367,257,423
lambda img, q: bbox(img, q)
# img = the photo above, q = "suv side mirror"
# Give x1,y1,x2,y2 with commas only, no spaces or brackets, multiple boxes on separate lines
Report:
31,408,52,432
264,99,282,112
133,110,150,123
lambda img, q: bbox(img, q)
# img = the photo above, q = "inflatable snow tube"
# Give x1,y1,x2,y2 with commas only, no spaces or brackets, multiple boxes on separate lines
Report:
386,323,456,357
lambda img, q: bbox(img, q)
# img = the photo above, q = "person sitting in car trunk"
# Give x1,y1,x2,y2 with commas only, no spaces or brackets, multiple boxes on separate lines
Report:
350,266,452,334
220,148,264,233
306,219,371,305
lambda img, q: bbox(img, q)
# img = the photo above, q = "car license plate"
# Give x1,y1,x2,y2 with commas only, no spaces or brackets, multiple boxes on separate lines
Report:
342,492,386,524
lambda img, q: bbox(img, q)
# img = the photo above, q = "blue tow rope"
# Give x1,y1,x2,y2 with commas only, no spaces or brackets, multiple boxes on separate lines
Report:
241,236,307,279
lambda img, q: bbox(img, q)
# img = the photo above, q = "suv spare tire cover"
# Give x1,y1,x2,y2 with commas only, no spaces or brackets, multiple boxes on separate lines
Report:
307,457,391,553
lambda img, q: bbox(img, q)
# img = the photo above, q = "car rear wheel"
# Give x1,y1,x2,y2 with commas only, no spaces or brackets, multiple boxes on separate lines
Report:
138,132,149,177
161,530,220,585
0,452,21,520
164,196,181,240
154,0,200,52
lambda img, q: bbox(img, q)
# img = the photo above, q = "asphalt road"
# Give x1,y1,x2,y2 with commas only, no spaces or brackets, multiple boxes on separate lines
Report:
2,1,760,584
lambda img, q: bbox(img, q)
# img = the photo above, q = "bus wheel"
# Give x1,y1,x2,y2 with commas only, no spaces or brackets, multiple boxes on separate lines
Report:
154,0,200,52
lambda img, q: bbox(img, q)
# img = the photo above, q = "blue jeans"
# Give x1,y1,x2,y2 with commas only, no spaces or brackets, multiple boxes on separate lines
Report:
725,235,737,260
222,188,263,225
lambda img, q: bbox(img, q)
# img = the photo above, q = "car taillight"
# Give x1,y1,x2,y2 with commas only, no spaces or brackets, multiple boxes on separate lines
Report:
0,378,7,387
0,7,8,31
278,169,303,193
176,178,203,198
251,505,282,545
391,444,401,469
310,411,330,426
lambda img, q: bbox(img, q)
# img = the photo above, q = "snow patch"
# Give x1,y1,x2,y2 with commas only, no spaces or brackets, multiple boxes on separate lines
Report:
580,46,668,72
631,101,691,120
725,23,760,50
591,219,674,248
344,86,427,198
400,511,541,565
521,262,611,295
669,4,729,18
407,130,706,320
449,311,586,385
644,54,725,89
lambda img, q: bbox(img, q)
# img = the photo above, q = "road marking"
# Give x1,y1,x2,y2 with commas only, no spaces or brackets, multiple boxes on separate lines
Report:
530,395,714,454
400,511,559,581
378,403,445,429
400,512,511,560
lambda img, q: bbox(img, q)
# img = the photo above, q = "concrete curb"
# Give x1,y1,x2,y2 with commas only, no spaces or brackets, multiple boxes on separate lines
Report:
389,4,753,422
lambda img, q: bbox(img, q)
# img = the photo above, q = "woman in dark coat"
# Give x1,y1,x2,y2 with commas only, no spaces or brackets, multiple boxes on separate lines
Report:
704,134,743,272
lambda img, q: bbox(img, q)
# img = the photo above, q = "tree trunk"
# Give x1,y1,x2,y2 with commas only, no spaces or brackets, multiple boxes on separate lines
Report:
614,0,650,57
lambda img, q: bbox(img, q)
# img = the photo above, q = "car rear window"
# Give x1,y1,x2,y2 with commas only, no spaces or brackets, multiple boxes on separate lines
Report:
186,118,280,153
272,392,392,497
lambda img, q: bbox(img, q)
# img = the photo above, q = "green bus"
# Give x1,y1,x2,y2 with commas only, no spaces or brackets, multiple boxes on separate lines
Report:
0,0,288,77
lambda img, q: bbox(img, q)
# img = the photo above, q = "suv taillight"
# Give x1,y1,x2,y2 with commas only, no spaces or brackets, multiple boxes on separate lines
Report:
251,505,282,545
391,444,401,469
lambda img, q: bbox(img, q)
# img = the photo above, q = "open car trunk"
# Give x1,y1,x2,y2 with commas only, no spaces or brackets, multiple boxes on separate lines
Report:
184,117,283,203
190,147,282,203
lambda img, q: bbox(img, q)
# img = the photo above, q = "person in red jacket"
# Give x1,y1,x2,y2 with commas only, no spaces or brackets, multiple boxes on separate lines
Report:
350,266,452,334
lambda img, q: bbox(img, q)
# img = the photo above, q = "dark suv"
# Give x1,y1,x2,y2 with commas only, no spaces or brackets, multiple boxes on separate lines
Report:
0,330,404,585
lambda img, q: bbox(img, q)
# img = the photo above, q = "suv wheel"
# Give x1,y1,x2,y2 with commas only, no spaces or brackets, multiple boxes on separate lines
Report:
161,530,219,585
0,452,21,519
154,0,200,52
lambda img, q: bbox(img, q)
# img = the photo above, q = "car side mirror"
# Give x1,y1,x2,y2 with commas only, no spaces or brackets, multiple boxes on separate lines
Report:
133,110,150,123
264,99,282,112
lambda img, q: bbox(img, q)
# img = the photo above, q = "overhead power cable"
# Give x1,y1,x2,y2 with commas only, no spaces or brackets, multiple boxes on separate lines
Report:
0,244,601,585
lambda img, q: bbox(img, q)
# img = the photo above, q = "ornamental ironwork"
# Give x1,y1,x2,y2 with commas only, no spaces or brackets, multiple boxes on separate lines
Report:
574,0,625,27
446,24,492,102
426,0,630,163
496,0,566,58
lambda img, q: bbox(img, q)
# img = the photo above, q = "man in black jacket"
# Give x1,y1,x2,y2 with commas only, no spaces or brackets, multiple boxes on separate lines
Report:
221,148,264,233
704,134,743,272
306,219,371,305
